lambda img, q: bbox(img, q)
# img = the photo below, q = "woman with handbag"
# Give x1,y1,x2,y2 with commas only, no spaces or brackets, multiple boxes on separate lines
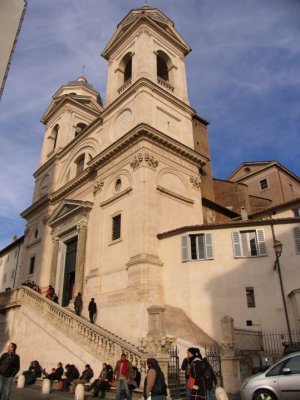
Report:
186,348,207,400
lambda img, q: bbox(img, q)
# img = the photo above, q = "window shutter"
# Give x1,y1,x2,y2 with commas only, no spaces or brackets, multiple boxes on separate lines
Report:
232,231,242,258
257,229,267,256
205,233,214,259
293,227,300,254
181,235,190,262
197,235,205,259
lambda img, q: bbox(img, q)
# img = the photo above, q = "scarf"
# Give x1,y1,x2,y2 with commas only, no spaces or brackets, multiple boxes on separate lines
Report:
121,359,129,376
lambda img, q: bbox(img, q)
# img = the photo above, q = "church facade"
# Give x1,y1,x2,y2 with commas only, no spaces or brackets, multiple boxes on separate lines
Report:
1,5,300,387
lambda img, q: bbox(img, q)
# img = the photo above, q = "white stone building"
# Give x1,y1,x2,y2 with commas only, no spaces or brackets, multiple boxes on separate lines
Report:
0,4,300,393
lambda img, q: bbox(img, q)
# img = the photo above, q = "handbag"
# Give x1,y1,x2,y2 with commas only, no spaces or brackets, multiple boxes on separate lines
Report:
187,376,195,390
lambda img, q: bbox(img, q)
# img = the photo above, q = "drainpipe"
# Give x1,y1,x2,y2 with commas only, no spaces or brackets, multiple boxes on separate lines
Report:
270,220,293,343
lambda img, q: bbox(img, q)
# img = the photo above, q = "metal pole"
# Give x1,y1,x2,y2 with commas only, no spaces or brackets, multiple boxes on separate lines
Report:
275,255,293,343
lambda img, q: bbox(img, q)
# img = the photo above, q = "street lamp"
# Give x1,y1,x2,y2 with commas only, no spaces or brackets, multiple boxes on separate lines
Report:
273,240,293,343
273,240,283,259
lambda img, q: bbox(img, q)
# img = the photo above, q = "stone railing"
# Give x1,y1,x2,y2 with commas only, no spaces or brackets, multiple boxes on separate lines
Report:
118,79,132,94
0,287,146,371
157,77,174,92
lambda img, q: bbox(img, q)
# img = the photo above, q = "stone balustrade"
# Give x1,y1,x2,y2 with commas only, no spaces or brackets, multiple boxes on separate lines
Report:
157,77,174,92
0,286,146,372
118,79,132,94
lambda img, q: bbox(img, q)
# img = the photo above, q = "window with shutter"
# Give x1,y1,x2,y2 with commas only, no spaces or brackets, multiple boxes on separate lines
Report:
232,229,267,258
181,234,214,261
293,227,300,254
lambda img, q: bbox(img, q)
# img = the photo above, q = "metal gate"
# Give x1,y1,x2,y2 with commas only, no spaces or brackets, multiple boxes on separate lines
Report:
205,347,222,387
168,346,181,399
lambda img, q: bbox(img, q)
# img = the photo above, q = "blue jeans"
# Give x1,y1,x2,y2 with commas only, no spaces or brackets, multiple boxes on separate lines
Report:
116,379,131,400
0,375,13,400
207,388,213,400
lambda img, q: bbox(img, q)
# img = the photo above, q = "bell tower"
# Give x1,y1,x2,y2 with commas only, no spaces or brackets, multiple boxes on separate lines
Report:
101,5,195,149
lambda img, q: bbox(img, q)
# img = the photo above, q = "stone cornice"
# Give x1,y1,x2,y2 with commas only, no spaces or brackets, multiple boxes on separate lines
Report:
49,167,96,203
41,95,102,125
91,123,208,171
157,216,300,239
102,14,190,59
21,195,50,219
102,77,195,118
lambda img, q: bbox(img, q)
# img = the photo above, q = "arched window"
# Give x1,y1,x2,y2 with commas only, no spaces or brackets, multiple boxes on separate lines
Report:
124,58,132,83
75,122,87,137
157,53,169,82
75,154,85,175
49,124,59,152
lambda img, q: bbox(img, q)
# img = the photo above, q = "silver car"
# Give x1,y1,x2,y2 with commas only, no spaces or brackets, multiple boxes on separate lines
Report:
240,351,300,400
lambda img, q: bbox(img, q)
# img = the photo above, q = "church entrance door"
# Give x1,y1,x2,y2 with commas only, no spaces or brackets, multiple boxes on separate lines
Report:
62,237,78,306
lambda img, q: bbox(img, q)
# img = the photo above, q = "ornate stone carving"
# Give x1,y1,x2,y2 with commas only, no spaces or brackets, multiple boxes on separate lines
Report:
130,152,159,170
93,179,104,194
139,336,176,356
220,341,235,358
190,176,201,190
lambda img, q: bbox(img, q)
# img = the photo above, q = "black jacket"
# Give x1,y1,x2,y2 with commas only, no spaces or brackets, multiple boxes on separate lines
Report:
0,352,20,377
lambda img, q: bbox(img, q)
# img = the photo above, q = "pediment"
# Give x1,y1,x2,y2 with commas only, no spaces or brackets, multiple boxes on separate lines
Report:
48,199,93,227
102,7,190,58
42,95,101,124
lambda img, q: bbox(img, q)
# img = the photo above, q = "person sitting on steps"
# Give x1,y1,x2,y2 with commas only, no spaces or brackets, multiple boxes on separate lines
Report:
87,363,113,398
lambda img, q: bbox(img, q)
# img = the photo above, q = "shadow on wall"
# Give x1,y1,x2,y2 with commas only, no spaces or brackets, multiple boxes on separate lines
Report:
164,304,217,347
0,307,11,353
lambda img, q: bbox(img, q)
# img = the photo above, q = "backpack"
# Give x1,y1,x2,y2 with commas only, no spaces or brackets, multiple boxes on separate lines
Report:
204,364,212,382
152,370,167,396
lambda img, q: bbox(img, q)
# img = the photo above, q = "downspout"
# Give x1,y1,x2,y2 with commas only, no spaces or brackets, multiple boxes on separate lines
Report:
270,217,293,343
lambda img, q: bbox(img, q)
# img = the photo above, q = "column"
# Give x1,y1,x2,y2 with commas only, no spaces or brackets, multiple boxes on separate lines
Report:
220,316,241,394
74,224,87,295
49,236,59,287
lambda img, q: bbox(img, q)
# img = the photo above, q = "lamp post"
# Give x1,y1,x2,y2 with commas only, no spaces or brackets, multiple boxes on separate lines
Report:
273,240,293,343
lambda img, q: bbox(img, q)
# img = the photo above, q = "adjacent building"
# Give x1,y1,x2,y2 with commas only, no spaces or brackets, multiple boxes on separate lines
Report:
0,4,299,391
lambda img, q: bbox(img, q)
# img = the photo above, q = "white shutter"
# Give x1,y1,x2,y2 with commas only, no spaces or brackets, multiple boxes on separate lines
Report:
197,235,205,259
181,235,190,262
293,227,300,254
257,229,267,256
232,231,242,258
205,233,214,259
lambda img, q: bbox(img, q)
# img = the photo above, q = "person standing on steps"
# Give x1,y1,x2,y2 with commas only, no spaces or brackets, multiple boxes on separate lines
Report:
74,292,83,316
114,353,132,400
88,298,97,323
0,342,20,400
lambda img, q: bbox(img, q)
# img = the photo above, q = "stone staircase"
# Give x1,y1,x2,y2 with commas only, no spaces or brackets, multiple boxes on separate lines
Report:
0,286,146,371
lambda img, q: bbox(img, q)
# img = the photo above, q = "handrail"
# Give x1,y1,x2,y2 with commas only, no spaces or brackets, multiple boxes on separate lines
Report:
0,287,145,368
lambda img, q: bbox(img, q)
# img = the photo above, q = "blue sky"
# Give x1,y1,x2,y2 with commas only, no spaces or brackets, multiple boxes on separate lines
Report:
0,0,299,249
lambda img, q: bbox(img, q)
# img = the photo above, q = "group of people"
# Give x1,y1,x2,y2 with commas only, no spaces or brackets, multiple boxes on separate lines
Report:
21,280,42,294
21,281,59,303
74,292,98,324
0,341,216,400
182,347,217,400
